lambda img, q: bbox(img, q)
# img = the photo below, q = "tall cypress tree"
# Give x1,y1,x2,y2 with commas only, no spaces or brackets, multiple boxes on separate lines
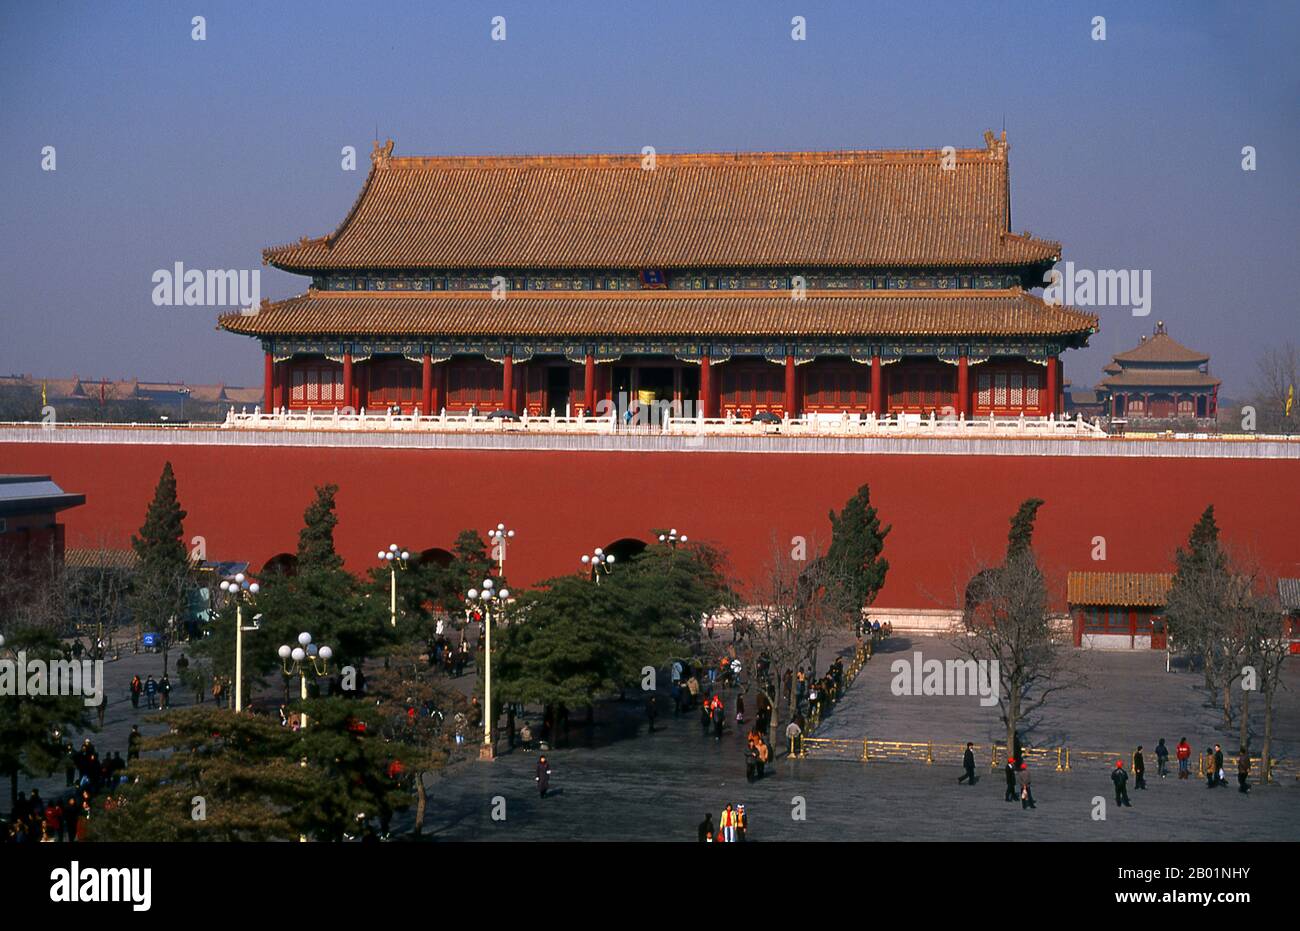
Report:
824,483,891,614
255,484,377,680
1005,498,1046,563
297,483,345,572
1166,505,1236,712
129,462,191,649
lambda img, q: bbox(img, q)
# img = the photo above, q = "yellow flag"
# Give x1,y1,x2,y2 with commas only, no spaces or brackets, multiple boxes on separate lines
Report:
1287,384,1294,418
41,381,46,406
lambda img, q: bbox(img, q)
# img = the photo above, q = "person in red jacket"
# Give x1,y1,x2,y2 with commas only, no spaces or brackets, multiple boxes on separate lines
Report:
1176,737,1192,780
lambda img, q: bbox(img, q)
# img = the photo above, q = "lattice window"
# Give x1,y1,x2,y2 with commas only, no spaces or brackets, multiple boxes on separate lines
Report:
1009,373,1024,407
1025,372,1039,407
994,373,1008,406
977,372,991,406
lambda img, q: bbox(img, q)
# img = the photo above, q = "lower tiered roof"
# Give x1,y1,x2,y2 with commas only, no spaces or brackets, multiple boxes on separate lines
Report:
219,288,1097,340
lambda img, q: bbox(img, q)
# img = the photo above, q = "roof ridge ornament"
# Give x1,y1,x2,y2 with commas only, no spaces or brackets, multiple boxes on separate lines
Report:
371,138,395,166
983,129,1008,159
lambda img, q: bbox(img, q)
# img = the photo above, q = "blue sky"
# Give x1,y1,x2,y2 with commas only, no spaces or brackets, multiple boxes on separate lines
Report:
1,0,1295,393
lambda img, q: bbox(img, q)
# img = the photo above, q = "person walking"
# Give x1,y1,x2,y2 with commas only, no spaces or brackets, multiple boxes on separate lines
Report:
700,698,712,736
144,675,158,709
1004,756,1018,802
720,803,735,843
1112,760,1132,807
697,812,714,842
1204,747,1217,787
646,694,658,733
786,718,802,758
1213,744,1225,788
127,725,141,762
129,675,142,709
158,673,172,710
1155,738,1170,778
1176,737,1191,779
1133,746,1147,790
958,742,978,785
735,804,748,842
535,756,552,798
1236,750,1251,794
1017,760,1036,809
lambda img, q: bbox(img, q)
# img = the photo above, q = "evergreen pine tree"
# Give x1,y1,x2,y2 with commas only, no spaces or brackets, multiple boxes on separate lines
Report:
129,462,192,650
824,483,891,613
1005,497,1046,563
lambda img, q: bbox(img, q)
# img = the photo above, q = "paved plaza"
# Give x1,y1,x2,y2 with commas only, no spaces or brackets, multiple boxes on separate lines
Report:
405,635,1300,841
10,635,1299,842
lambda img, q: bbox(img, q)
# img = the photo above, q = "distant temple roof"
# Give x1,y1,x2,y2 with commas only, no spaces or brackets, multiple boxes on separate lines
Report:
221,288,1097,339
0,375,262,406
1098,322,1218,391
263,133,1061,273
1068,571,1173,607
1112,326,1210,365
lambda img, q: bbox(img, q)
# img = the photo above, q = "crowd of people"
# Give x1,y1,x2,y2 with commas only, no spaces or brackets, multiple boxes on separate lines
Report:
3,736,132,843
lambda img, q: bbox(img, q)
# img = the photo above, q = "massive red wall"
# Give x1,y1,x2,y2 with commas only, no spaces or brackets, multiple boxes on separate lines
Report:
2,442,1296,610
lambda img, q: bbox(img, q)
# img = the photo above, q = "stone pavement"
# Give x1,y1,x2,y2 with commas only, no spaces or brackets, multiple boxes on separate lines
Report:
402,635,1300,841
815,635,1300,760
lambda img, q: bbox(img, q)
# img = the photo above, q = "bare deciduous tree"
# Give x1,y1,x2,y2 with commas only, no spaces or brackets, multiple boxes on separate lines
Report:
1248,341,1299,434
708,534,858,748
950,499,1084,754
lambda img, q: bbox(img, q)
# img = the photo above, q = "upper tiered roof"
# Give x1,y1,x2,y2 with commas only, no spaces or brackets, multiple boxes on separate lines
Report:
263,132,1060,273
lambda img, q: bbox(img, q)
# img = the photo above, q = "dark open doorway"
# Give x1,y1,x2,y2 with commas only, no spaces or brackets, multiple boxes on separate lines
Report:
546,365,571,416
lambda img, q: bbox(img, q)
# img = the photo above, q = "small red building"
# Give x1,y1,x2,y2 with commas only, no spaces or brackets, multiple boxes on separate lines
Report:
1068,571,1172,650
0,474,85,610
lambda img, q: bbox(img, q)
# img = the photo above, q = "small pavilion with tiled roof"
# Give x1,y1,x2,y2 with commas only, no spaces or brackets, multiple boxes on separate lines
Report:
221,131,1098,420
1067,571,1173,650
1099,321,1219,422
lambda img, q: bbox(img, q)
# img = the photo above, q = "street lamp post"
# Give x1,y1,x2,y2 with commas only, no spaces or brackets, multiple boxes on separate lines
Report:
377,544,411,627
277,632,333,731
580,547,616,583
218,573,262,713
466,578,509,759
657,527,688,550
487,523,516,574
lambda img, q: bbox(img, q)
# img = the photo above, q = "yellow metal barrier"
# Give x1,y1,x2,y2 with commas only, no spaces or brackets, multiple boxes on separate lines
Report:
796,737,1294,782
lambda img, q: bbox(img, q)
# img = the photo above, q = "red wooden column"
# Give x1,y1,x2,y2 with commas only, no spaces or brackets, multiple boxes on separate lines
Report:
870,355,885,417
584,353,596,415
421,352,433,414
1044,356,1060,415
699,355,712,418
502,353,514,412
342,352,354,410
275,361,290,411
433,361,447,414
784,355,799,418
263,351,274,410
956,355,969,418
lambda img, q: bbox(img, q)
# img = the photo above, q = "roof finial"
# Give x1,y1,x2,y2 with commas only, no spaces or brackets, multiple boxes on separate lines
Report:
1154,320,1166,335
371,138,394,165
